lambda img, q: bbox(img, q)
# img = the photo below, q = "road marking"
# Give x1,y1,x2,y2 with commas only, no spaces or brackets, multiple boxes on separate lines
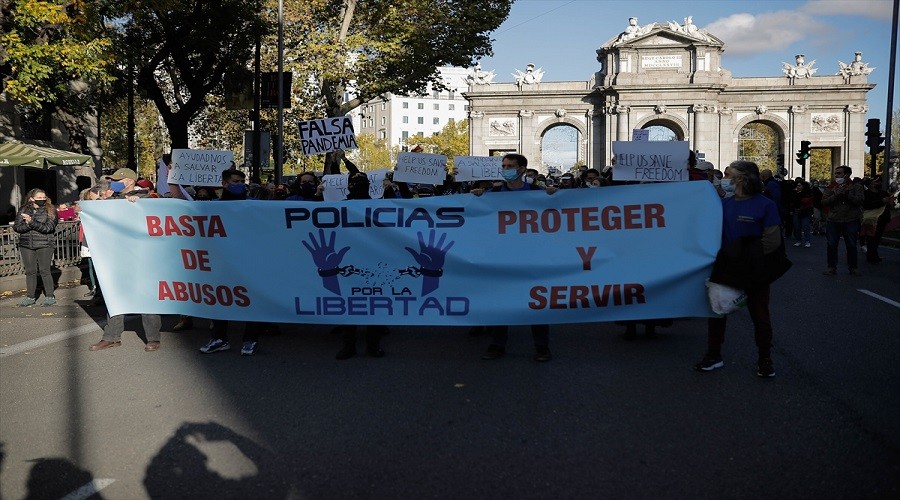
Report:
61,478,115,500
858,289,900,308
0,322,102,358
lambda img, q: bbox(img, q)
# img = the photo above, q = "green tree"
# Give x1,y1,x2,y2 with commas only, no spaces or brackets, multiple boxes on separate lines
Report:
352,132,396,171
413,119,468,168
282,0,511,172
1,0,116,151
115,0,267,149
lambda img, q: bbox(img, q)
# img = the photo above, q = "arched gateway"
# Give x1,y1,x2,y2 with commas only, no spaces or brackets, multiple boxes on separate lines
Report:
465,16,875,178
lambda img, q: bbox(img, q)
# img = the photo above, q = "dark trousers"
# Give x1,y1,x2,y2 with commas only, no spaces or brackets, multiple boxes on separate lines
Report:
103,313,161,342
826,219,860,270
210,320,260,343
707,284,772,359
487,324,550,349
867,209,890,262
20,246,55,299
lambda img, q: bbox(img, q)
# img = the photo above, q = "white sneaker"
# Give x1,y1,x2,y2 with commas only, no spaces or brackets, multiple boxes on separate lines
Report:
804,243,811,248
793,242,802,247
861,245,868,253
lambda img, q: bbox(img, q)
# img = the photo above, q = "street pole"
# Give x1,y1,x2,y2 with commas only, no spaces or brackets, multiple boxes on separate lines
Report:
884,0,898,191
252,35,262,184
276,0,284,185
126,43,137,172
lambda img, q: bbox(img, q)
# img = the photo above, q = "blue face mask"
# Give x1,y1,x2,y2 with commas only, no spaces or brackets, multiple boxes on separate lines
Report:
720,179,736,193
501,168,520,181
110,181,126,193
225,183,247,195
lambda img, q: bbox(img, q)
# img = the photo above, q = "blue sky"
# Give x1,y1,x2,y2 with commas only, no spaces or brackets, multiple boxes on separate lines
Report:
478,0,896,124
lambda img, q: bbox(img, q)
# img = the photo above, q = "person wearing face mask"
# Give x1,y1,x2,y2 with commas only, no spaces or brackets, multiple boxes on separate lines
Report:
697,161,783,377
199,168,265,356
821,165,864,276
14,188,59,306
105,168,139,196
471,153,558,362
285,172,324,201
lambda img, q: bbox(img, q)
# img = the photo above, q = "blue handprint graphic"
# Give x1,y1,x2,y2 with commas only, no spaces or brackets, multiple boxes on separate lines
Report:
302,229,350,295
404,230,455,295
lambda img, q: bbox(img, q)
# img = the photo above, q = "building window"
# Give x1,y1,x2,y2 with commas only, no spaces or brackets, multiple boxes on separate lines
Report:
402,131,409,139
449,104,455,111
417,103,424,110
379,131,386,140
381,117,386,125
403,102,409,109
433,90,441,99
433,103,440,111
464,105,470,111
433,117,439,125
417,117,424,124
402,116,409,123
449,91,455,100
381,103,386,110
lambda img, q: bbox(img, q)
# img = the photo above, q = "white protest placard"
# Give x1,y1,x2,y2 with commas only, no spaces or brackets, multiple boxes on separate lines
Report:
632,129,650,141
393,153,448,184
321,169,389,201
453,156,504,181
612,141,690,182
298,116,358,155
168,149,233,186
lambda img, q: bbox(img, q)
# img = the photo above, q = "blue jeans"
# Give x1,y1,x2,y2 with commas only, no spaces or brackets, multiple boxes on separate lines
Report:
794,214,812,245
825,219,859,270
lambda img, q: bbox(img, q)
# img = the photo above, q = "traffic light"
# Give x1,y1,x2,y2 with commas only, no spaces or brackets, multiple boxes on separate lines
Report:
795,140,811,165
865,119,885,156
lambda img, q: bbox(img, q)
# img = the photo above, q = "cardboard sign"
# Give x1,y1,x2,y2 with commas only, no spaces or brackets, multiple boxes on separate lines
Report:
632,129,650,141
393,153,448,184
167,149,233,186
611,141,690,182
322,169,388,201
298,117,358,155
453,156,504,181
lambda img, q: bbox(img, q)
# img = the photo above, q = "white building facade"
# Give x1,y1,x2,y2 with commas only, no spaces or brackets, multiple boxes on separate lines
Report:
355,66,470,149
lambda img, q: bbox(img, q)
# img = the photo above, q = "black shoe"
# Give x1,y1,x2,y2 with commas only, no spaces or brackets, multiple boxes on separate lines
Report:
366,345,385,358
533,347,552,362
336,345,357,360
481,344,505,360
757,357,775,378
694,354,724,372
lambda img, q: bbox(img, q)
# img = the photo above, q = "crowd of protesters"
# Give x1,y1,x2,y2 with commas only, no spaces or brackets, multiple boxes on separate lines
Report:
11,151,897,377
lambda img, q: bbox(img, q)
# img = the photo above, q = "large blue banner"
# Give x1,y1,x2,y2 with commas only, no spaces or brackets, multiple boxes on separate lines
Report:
79,182,722,325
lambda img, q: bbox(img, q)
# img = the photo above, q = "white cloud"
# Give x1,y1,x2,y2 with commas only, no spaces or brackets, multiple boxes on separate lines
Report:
801,0,893,19
704,11,827,56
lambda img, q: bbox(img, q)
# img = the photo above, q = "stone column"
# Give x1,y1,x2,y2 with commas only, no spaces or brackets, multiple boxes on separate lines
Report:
615,105,630,141
788,105,807,179
468,110,484,156
585,109,597,168
845,104,868,172
518,109,534,159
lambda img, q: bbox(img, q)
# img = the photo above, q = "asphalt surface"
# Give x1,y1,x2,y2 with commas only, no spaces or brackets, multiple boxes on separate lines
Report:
1,236,899,499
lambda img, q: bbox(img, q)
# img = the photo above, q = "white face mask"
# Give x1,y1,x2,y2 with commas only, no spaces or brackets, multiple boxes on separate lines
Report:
720,179,736,193
835,177,846,185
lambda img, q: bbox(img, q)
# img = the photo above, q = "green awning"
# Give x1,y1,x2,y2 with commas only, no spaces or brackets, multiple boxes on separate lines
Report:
0,141,92,168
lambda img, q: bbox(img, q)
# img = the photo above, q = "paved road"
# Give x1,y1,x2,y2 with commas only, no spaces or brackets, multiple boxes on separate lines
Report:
1,238,899,499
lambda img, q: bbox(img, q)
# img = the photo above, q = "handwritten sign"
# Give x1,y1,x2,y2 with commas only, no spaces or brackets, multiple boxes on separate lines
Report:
612,141,690,182
167,149,233,186
453,156,504,181
393,153,448,184
322,169,388,201
632,129,650,141
297,116,358,155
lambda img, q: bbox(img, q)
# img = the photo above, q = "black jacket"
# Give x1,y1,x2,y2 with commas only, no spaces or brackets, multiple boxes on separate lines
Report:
14,205,58,249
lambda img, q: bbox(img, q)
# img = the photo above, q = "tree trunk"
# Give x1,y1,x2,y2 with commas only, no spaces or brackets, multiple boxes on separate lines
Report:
166,116,190,151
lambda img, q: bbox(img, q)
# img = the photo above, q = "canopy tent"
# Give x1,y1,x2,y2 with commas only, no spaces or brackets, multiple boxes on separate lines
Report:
0,141,92,168
0,141,95,213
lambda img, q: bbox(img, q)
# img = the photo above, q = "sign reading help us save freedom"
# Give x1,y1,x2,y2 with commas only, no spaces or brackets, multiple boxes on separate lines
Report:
167,149,233,186
78,181,723,326
612,141,690,182
392,153,448,184
297,116,358,155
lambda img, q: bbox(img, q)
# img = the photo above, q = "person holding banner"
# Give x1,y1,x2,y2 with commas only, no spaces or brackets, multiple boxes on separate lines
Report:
696,161,782,378
332,171,388,359
199,169,264,356
473,153,557,362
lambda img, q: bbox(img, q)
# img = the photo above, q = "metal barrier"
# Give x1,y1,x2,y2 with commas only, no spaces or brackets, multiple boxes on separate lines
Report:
0,221,83,277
